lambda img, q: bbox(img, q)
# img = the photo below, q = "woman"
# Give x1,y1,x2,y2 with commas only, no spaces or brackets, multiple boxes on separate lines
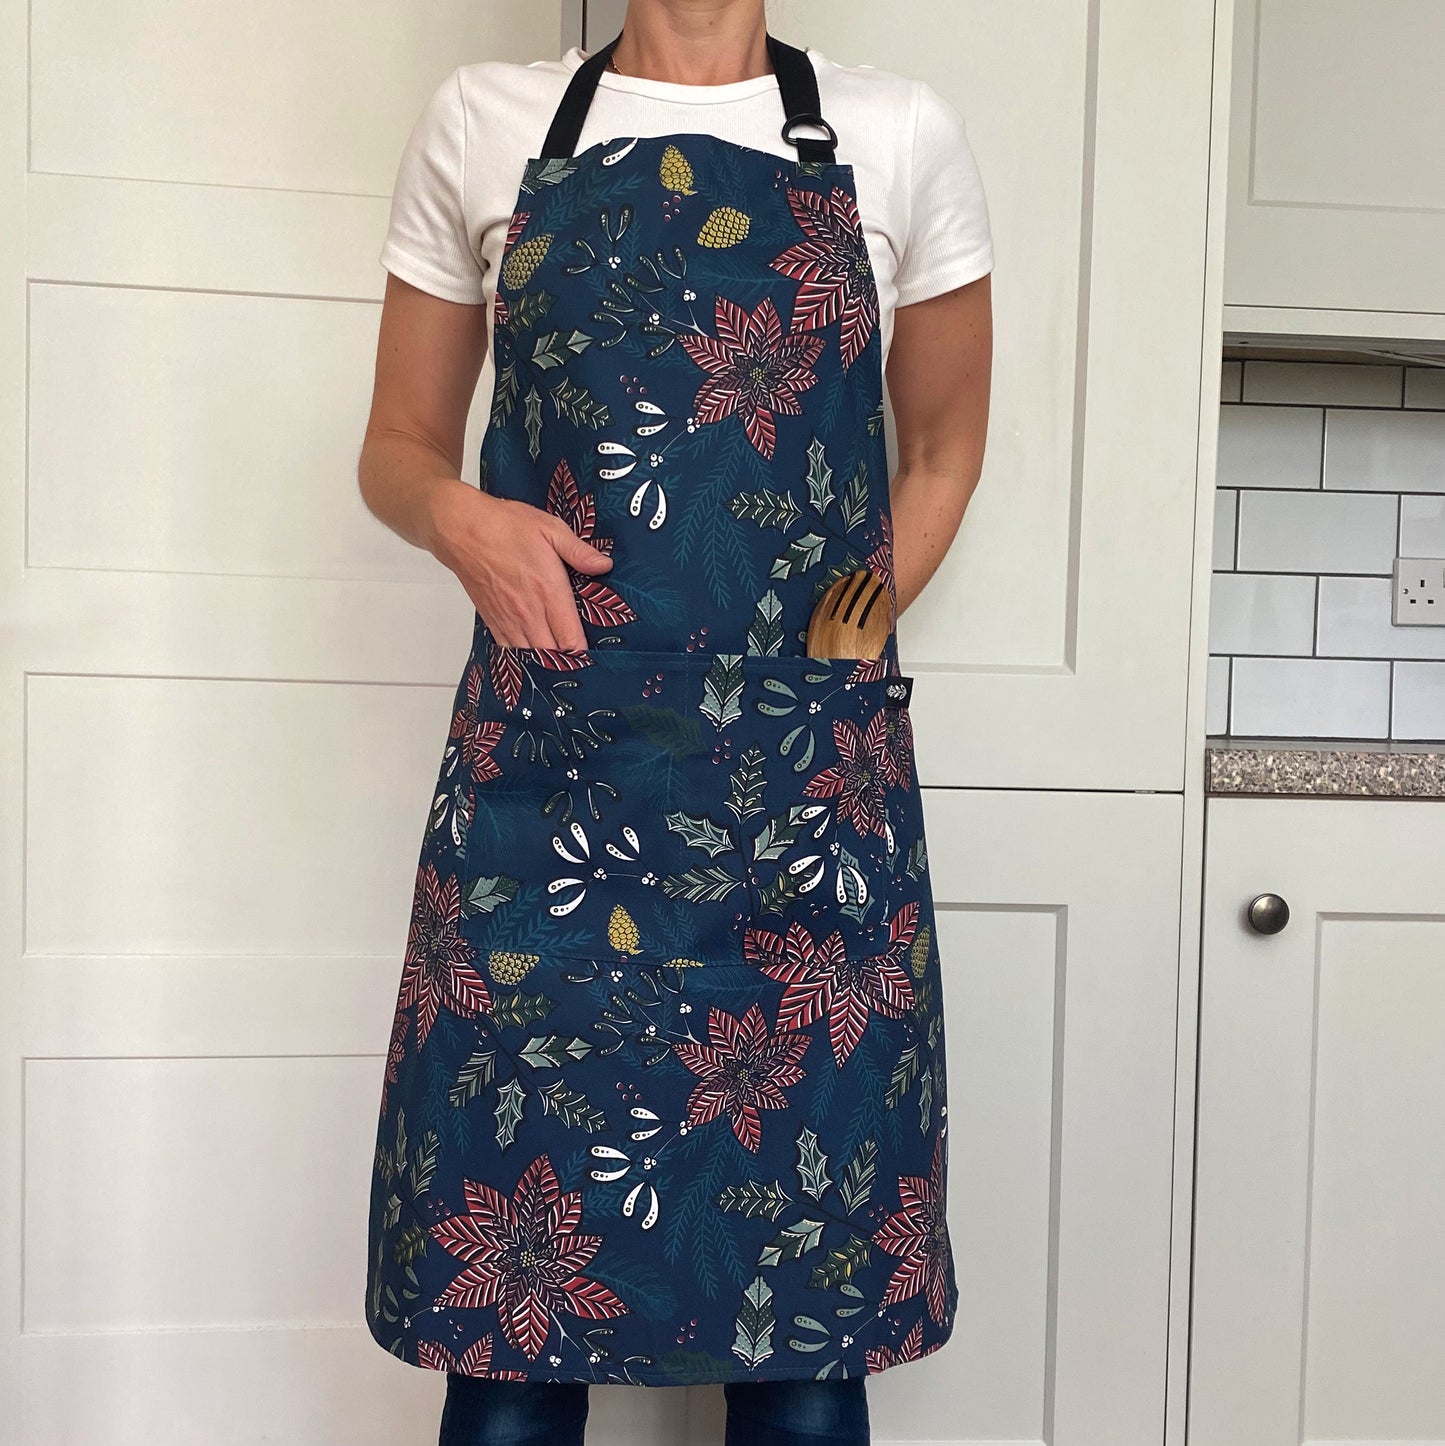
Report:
357,4,992,1443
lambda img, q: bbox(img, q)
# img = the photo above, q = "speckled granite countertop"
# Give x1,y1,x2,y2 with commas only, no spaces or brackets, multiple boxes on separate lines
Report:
1206,738,1445,798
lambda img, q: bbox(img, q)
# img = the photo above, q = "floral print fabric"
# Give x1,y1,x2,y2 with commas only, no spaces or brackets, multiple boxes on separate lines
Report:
366,131,956,1386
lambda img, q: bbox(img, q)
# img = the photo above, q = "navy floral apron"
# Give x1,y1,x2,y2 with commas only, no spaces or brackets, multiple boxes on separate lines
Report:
366,34,957,1387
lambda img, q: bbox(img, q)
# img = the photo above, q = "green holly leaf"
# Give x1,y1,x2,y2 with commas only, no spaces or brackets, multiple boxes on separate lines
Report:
466,874,518,916
795,1125,832,1200
758,1217,825,1267
664,809,734,857
807,1237,871,1291
532,328,593,369
752,803,816,862
519,1035,593,1069
494,1079,525,1150
804,436,835,513
770,532,827,580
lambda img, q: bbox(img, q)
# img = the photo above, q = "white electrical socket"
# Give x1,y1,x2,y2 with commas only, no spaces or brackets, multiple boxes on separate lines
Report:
1393,557,1445,626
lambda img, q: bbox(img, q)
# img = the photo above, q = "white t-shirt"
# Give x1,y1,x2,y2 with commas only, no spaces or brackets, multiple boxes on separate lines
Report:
379,46,993,367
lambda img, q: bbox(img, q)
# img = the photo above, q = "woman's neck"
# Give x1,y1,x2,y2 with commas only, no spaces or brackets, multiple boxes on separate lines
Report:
609,0,770,85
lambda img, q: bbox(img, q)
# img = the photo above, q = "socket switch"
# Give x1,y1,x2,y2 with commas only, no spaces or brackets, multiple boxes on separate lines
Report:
1393,557,1445,626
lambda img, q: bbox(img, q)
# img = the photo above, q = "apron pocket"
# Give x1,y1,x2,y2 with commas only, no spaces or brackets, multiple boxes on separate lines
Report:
456,639,918,975
458,641,743,968
661,651,914,969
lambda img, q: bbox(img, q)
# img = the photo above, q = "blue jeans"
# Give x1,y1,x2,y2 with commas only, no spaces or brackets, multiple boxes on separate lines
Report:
438,1373,870,1446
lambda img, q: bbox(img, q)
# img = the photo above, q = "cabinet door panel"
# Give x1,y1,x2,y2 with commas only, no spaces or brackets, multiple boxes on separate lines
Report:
684,788,1184,1446
1225,0,1445,320
1193,797,1445,1446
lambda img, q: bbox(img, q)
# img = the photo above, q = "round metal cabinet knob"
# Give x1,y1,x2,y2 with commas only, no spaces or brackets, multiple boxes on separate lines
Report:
1245,893,1290,935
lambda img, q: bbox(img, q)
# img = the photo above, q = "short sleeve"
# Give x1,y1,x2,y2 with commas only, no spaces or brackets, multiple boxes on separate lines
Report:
378,67,489,305
894,80,994,308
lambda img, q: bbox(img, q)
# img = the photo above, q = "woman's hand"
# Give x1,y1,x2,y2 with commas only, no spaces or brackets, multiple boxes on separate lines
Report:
358,273,610,649
427,483,613,651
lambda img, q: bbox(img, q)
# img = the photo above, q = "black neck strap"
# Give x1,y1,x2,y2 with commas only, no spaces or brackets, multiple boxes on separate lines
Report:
540,33,838,163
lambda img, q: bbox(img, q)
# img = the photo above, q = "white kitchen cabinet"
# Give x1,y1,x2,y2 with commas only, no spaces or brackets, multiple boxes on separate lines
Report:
1224,0,1445,335
1191,795,1445,1446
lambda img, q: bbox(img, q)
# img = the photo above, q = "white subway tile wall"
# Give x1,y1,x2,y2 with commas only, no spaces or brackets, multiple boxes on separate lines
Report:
1400,495,1445,555
1240,360,1402,408
1209,572,1316,655
1205,655,1230,735
1404,367,1445,410
1235,489,1397,573
1231,657,1391,739
1216,406,1323,490
1324,409,1445,492
1211,359,1445,741
1393,662,1445,739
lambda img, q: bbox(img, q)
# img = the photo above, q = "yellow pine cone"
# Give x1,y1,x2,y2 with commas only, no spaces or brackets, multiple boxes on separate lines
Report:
909,924,932,979
489,949,540,986
501,233,553,291
663,957,706,969
697,207,751,248
659,144,697,195
608,903,642,955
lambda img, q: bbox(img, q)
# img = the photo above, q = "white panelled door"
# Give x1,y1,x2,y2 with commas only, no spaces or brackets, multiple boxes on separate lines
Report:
0,4,683,1445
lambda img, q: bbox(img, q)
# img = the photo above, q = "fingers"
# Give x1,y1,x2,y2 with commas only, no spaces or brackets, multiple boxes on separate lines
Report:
548,519,614,574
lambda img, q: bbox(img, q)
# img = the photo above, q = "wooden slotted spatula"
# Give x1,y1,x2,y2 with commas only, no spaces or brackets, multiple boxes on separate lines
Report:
805,567,893,660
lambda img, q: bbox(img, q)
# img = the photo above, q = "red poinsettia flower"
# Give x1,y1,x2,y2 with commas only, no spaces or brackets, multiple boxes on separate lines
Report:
417,1332,527,1380
803,709,892,839
673,1002,810,1151
865,1317,925,1373
770,184,880,370
380,1005,408,1119
399,862,492,1048
742,913,915,1067
678,296,824,459
452,662,507,785
873,1132,951,1327
430,1153,629,1361
546,458,636,630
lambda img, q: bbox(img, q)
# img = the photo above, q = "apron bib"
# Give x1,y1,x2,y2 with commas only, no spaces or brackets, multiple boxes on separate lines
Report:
366,34,957,1386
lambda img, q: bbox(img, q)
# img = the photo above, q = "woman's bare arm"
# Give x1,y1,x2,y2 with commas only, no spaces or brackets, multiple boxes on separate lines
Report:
357,272,614,650
884,272,993,616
